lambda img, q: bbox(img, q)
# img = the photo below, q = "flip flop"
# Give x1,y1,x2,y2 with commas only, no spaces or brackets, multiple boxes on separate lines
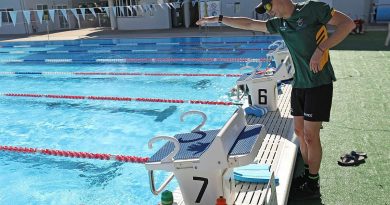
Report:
338,154,365,166
340,151,367,160
351,151,367,159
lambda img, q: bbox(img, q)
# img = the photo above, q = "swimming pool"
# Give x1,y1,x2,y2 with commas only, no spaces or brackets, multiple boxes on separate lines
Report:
0,35,280,205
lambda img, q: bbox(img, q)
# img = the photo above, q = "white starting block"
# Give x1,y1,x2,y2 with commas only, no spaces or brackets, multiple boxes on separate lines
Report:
236,41,295,111
145,108,266,205
266,41,295,83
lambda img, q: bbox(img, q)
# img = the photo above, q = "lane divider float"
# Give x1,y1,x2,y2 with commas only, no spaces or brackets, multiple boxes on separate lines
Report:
0,145,149,163
0,71,241,78
0,57,266,64
1,93,236,106
0,48,272,54
0,40,275,48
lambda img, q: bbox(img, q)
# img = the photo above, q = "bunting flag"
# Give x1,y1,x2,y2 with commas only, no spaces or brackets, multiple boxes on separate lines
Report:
89,8,96,17
22,10,31,25
48,9,55,22
80,8,86,20
126,6,133,16
0,4,183,28
112,6,117,16
103,7,110,17
9,11,18,26
70,8,80,21
36,10,44,24
151,4,157,11
142,5,149,12
192,0,196,7
60,9,68,22
119,6,125,16
137,5,144,14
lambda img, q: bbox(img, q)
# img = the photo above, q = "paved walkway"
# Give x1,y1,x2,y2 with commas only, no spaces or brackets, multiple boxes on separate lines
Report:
0,23,387,43
0,27,265,42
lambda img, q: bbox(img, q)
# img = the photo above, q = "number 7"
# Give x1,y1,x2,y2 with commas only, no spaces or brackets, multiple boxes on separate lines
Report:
193,176,208,203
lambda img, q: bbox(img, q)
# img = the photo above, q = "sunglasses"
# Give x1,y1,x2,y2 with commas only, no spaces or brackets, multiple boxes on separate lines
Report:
255,0,273,14
264,2,272,12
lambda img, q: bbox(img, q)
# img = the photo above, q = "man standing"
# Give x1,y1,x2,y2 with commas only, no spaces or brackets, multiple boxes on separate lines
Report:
196,0,355,200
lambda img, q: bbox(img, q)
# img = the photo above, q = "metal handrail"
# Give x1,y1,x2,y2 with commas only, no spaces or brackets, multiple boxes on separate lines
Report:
148,170,175,195
262,171,278,205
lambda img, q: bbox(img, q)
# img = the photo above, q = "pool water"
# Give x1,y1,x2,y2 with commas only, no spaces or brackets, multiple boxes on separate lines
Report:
0,36,279,205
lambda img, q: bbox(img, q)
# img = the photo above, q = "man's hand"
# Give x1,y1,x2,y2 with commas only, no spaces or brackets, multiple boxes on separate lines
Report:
196,16,218,26
310,47,324,73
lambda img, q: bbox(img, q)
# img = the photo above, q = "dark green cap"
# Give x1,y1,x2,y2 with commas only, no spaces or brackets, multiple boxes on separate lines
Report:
161,190,173,205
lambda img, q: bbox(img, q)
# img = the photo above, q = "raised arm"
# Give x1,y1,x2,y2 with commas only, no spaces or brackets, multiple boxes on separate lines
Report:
196,16,269,33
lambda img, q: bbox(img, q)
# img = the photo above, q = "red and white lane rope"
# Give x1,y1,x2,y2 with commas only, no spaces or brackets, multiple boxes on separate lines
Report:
1,93,236,106
0,71,241,78
0,145,149,163
0,57,267,64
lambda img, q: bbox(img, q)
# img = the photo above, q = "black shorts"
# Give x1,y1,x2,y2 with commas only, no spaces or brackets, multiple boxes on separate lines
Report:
291,83,333,122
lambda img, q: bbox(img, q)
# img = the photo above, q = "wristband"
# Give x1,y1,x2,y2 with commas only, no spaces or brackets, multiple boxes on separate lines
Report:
218,15,223,23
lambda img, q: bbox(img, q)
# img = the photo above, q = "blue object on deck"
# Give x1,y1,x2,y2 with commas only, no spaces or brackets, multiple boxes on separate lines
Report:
377,6,390,22
244,105,268,117
234,164,279,184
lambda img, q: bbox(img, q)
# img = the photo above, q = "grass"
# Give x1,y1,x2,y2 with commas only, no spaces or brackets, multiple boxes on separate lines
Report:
288,36,390,205
333,31,390,51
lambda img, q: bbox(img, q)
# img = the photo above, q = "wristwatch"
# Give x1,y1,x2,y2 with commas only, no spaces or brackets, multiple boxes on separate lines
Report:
218,15,223,23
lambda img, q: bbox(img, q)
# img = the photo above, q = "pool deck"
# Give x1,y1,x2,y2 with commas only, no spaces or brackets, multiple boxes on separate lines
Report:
0,23,388,43
0,27,265,42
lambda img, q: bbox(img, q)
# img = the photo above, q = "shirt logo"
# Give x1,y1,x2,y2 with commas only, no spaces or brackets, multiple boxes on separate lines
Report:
280,21,288,31
297,18,304,27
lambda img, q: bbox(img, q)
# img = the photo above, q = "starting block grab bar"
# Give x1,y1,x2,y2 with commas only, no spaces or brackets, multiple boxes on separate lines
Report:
262,171,278,205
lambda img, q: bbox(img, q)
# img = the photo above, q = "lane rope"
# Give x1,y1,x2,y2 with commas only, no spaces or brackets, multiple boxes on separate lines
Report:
0,40,274,48
0,48,272,54
0,71,241,77
0,145,149,163
1,93,239,106
0,57,267,64
0,58,267,63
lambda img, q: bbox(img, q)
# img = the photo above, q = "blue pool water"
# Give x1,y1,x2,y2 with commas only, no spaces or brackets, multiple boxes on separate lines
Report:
0,36,279,205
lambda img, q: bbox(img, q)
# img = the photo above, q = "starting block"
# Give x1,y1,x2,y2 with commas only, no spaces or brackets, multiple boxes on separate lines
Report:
145,108,266,205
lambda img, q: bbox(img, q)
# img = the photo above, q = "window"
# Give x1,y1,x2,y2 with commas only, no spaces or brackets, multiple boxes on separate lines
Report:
37,4,49,21
0,8,14,24
234,2,240,14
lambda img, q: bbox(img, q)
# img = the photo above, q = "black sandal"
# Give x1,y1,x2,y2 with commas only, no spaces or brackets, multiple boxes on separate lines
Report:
340,151,367,160
338,154,365,166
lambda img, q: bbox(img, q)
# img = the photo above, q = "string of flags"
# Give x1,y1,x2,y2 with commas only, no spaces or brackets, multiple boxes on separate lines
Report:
0,1,202,27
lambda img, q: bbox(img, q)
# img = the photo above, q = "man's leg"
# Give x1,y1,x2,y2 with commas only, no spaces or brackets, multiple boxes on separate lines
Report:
303,120,322,175
294,116,307,164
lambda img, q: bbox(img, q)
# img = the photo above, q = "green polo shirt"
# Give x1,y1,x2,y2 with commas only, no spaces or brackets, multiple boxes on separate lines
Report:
266,1,336,88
